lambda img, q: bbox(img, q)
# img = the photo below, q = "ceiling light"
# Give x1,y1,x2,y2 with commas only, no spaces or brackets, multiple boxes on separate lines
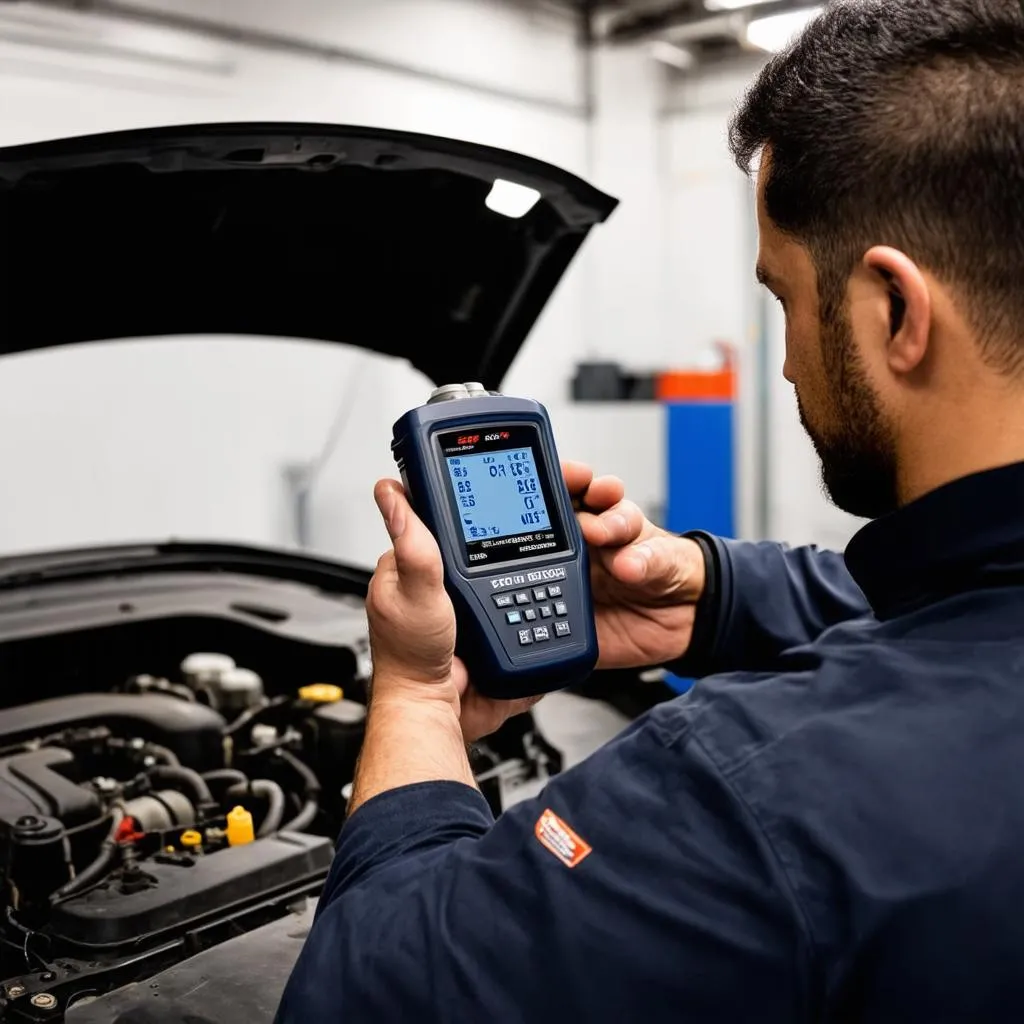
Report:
705,0,775,10
745,7,823,52
485,180,541,219
649,40,695,70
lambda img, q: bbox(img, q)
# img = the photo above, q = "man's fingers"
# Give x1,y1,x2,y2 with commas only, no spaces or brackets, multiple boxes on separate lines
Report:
582,475,626,513
562,462,627,516
562,461,594,499
598,533,703,600
374,479,444,593
578,499,646,548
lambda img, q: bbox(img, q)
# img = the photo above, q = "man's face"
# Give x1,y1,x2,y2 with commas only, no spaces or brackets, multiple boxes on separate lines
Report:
755,163,899,520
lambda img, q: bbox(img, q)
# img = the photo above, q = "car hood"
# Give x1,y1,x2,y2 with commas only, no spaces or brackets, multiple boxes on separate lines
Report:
0,122,616,388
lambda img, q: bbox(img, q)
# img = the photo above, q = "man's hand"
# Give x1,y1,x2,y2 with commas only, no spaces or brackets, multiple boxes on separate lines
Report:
366,480,541,743
564,462,706,670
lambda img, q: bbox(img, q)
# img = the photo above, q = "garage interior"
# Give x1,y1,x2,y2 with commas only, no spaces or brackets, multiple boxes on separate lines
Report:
0,0,860,564
0,0,856,753
0,0,874,1019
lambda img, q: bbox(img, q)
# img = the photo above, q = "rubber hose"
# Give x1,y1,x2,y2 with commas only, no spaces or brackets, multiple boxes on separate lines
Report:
202,769,249,791
223,695,289,737
227,779,286,837
274,750,320,833
281,798,318,833
143,742,180,767
276,749,322,797
148,765,214,809
50,807,125,905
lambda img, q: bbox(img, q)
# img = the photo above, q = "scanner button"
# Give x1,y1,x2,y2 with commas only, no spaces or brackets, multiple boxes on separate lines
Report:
494,594,514,609
539,605,553,619
506,610,523,625
533,626,550,642
554,601,568,616
533,588,548,602
554,621,572,638
524,609,538,622
547,585,563,598
514,592,531,605
518,629,533,646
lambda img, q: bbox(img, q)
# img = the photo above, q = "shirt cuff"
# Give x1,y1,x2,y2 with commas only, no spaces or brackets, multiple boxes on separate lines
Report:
664,530,724,679
319,782,494,907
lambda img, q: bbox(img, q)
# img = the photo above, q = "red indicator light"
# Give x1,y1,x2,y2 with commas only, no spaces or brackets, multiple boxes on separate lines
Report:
457,434,480,445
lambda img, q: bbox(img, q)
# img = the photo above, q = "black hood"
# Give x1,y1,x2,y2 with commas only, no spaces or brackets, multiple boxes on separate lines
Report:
0,123,616,388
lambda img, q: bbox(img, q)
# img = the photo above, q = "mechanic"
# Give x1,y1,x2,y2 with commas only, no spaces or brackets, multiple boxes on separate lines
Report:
276,2,1024,1020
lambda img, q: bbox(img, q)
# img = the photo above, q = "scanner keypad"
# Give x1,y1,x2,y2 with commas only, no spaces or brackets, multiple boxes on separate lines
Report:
495,583,571,652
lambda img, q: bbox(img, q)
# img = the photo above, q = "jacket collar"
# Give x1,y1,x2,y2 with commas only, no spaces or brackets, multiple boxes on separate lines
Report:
845,461,1024,619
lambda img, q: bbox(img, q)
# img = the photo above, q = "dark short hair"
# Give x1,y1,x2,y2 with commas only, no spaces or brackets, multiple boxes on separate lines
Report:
730,0,1024,374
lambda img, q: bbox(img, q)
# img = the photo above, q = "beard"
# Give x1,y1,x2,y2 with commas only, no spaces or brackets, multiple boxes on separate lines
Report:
797,313,899,520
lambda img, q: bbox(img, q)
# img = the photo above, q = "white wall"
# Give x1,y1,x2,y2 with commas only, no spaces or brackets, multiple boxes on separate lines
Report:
0,0,599,567
531,41,668,528
0,2,864,566
661,59,864,550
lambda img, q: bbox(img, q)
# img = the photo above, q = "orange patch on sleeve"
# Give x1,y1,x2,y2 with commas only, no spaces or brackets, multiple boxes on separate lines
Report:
534,808,592,868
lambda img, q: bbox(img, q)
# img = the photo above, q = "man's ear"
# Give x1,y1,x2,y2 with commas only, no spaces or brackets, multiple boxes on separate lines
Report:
863,246,931,374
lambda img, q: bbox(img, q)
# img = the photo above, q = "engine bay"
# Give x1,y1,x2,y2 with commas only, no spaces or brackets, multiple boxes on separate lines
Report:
0,647,561,1020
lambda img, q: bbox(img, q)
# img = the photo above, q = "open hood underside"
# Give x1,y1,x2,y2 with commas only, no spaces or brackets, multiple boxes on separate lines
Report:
0,123,617,387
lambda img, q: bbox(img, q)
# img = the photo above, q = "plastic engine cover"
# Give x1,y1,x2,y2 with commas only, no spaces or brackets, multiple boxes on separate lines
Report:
0,747,101,828
49,831,333,951
0,694,226,770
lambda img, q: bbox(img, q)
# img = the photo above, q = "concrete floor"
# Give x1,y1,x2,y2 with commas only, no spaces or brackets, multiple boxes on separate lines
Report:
503,692,631,806
534,692,632,768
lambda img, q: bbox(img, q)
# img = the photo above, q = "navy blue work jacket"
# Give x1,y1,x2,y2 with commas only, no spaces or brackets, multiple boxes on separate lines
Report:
276,461,1024,1023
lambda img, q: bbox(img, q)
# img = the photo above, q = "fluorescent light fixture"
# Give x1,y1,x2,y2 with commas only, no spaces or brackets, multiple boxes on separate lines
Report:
705,0,775,10
485,179,541,219
650,39,695,70
745,6,822,52
0,3,233,74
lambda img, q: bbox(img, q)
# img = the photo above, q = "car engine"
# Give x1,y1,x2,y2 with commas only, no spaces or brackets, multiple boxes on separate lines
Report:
0,651,561,1020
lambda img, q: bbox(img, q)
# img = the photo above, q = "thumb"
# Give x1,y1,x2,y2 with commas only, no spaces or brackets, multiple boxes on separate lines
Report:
601,533,703,600
374,480,444,594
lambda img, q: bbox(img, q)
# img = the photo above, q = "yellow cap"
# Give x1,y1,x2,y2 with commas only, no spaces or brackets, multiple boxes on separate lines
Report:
226,805,255,846
180,830,202,849
298,683,343,704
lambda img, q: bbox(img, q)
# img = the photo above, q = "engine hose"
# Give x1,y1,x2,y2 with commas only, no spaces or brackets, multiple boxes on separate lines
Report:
223,695,289,737
275,748,322,798
227,779,286,837
202,769,249,792
108,738,181,767
148,765,214,809
50,806,125,906
275,749,321,832
281,798,318,833
143,742,181,767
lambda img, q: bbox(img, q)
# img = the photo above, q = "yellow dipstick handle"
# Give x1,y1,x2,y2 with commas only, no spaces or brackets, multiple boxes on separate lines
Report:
226,806,255,846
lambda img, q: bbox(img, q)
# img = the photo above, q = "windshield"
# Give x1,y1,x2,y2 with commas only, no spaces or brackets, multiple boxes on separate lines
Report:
0,337,433,569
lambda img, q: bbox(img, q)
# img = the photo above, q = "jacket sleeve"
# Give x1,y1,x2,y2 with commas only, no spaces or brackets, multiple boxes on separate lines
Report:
671,534,871,678
274,705,808,1024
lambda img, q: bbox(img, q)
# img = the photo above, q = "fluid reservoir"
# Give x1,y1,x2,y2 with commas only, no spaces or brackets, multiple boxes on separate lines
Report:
209,667,264,715
181,652,235,693
309,699,367,790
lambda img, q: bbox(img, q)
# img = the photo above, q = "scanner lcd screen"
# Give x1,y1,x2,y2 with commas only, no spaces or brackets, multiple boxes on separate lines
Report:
437,425,568,567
